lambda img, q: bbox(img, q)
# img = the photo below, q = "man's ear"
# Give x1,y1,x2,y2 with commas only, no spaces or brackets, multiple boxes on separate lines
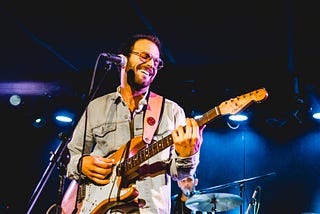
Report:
194,178,199,186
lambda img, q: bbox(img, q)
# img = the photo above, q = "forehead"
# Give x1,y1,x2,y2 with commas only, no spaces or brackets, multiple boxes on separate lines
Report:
180,176,195,182
133,39,160,57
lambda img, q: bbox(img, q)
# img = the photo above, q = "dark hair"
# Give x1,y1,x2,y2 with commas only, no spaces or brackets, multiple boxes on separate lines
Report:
117,34,162,58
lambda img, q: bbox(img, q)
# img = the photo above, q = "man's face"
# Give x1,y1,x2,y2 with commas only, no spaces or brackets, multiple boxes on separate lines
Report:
126,39,160,89
178,176,198,196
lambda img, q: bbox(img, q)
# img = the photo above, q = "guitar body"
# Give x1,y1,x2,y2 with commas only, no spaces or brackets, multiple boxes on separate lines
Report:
61,88,268,214
62,136,145,213
81,181,138,213
61,179,139,214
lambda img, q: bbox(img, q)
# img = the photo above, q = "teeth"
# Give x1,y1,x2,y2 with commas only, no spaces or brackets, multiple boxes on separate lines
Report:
140,69,149,76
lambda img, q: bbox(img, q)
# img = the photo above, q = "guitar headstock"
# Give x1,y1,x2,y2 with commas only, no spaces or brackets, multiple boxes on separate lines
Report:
218,88,268,115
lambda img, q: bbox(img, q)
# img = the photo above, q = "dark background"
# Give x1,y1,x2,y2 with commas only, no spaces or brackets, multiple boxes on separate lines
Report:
1,1,320,213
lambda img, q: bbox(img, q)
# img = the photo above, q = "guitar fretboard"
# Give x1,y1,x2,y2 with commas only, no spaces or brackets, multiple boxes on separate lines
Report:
120,107,220,172
121,135,174,172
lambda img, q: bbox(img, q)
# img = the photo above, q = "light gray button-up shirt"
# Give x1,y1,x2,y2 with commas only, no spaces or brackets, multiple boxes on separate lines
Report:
67,88,200,214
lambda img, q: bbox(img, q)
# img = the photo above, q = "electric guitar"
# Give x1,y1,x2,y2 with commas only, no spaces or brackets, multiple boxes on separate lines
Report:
61,88,268,214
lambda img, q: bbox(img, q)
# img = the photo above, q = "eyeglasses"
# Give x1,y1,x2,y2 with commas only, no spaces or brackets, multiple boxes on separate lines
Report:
131,51,164,70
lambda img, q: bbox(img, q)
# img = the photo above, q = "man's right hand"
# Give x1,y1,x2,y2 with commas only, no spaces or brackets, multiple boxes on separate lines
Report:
81,155,115,185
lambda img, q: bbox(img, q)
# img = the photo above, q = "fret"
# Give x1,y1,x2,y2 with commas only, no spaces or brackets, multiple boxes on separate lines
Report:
135,154,140,166
196,107,219,126
144,148,148,160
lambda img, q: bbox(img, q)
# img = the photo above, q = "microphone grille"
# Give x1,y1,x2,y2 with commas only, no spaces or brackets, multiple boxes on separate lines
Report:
118,54,127,67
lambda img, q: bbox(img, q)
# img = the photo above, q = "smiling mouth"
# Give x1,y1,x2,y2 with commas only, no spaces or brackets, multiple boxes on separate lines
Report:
139,69,150,77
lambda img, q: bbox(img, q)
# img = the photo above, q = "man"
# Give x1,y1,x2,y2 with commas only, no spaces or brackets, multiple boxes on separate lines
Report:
171,174,212,214
65,34,206,213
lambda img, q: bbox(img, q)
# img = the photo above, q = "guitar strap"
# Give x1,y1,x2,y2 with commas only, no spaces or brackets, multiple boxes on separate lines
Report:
143,91,164,144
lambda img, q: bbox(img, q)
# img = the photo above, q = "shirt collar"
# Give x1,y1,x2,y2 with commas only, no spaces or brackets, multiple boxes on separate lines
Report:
115,86,149,113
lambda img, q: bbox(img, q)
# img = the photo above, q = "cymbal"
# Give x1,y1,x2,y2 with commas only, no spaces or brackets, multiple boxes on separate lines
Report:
185,192,242,212
198,172,276,194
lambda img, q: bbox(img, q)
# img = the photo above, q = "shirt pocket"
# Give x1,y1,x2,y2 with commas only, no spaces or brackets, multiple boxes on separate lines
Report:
92,123,119,157
92,123,116,138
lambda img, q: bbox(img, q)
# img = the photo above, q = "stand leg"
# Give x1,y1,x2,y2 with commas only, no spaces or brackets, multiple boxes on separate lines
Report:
239,182,244,214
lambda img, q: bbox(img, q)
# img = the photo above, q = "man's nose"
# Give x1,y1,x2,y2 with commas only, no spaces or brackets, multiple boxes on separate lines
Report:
145,58,156,68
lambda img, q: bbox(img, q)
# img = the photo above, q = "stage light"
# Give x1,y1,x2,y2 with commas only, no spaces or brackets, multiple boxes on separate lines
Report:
226,114,248,129
54,110,74,125
55,115,73,123
309,105,320,121
312,112,320,120
306,88,320,122
9,94,22,106
228,114,248,122
32,117,46,128
194,114,203,120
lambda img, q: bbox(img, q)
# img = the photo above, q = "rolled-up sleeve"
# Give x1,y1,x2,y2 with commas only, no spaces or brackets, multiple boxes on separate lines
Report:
170,150,200,181
160,99,200,181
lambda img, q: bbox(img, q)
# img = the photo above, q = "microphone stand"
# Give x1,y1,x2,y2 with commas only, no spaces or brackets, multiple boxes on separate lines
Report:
245,186,260,214
26,133,71,214
26,53,114,214
239,182,244,214
245,196,255,214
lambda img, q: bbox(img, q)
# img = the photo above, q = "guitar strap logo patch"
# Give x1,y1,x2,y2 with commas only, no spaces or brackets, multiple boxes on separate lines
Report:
143,91,164,144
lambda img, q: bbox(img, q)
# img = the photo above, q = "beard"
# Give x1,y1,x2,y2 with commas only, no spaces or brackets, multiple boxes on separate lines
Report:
127,69,152,90
182,187,196,197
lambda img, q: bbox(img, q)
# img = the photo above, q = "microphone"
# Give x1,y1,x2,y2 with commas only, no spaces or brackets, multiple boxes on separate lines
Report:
102,53,127,67
245,186,261,214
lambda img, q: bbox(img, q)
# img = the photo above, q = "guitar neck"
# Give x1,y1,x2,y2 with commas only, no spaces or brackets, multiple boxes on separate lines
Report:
120,87,268,177
120,106,221,175
120,134,174,175
195,106,221,126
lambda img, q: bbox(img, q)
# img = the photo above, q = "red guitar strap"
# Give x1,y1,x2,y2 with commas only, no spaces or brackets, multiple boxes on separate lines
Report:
143,91,164,144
